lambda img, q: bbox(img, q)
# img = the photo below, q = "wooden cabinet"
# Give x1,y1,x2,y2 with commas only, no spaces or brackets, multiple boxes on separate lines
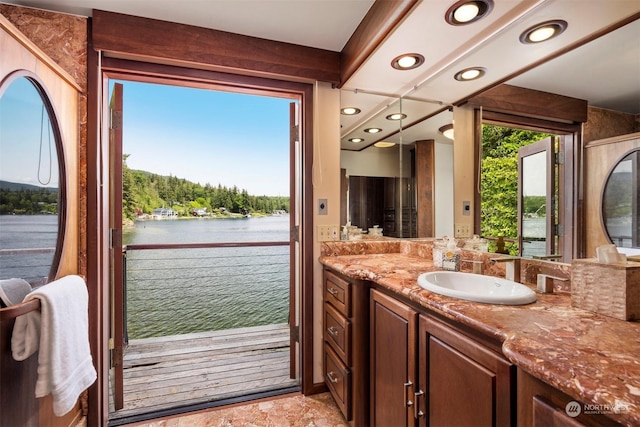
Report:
323,269,369,426
419,315,515,427
370,289,419,426
368,288,514,427
517,368,622,427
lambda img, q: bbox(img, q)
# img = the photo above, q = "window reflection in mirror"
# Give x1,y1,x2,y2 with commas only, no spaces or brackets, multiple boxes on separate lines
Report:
603,150,639,249
0,75,64,287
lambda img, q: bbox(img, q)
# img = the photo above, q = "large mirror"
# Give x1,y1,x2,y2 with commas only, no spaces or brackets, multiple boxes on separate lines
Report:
0,74,65,286
340,91,455,239
603,149,639,251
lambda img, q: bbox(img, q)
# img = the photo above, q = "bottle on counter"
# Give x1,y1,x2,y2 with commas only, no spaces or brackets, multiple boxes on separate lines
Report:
442,237,461,271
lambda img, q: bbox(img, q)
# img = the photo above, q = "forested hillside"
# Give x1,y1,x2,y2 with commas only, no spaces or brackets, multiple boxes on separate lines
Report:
123,155,288,220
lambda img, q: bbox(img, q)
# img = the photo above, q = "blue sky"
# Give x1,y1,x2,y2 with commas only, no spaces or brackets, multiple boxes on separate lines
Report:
0,77,59,188
113,80,292,197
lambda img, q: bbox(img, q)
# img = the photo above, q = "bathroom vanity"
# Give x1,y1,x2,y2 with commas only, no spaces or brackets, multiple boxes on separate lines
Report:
319,240,638,426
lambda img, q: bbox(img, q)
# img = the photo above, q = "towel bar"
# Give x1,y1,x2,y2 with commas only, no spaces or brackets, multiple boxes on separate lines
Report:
0,299,40,321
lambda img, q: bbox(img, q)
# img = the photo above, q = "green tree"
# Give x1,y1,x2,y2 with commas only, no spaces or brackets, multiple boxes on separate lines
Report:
481,125,551,255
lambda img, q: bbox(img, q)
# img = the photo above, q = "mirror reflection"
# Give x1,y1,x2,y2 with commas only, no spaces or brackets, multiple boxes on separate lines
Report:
603,150,639,249
0,76,63,286
340,92,454,239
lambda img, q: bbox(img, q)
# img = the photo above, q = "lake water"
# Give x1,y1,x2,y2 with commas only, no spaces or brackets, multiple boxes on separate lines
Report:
123,215,291,339
0,215,58,281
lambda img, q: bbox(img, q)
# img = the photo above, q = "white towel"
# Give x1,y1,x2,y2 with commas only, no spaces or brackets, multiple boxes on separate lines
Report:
11,275,97,416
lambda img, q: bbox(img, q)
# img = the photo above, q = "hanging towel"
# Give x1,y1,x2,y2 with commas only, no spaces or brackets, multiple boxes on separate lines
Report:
0,278,32,307
11,275,97,416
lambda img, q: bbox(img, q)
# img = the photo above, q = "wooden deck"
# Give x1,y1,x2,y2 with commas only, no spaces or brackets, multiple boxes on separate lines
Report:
109,323,299,420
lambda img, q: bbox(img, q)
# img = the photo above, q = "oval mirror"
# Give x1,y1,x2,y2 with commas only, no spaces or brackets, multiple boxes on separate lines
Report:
0,74,65,287
602,149,639,250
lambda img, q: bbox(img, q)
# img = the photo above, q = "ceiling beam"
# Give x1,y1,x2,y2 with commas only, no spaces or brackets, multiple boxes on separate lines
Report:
91,10,341,84
339,0,418,87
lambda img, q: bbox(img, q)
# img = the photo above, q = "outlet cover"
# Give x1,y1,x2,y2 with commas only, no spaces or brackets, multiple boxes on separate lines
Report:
318,198,328,215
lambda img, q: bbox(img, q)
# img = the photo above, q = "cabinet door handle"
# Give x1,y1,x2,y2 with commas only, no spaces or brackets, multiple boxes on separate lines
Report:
327,326,339,337
404,381,414,407
327,371,339,383
414,389,425,419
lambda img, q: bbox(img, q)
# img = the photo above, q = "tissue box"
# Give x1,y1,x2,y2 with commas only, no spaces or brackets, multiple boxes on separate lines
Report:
571,259,640,321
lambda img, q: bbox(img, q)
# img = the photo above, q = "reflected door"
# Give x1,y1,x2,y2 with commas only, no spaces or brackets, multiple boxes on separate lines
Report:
518,138,556,258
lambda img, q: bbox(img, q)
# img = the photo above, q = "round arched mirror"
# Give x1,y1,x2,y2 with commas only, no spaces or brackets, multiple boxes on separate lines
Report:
0,73,66,286
602,149,639,250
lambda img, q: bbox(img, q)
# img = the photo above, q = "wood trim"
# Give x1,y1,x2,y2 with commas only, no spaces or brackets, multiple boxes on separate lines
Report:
584,131,640,148
86,26,109,426
91,10,340,84
339,0,418,86
0,14,81,91
469,84,588,124
414,140,435,237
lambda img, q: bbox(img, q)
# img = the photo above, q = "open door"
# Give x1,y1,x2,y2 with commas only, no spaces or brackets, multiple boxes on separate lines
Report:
109,82,125,410
289,102,299,379
518,137,556,259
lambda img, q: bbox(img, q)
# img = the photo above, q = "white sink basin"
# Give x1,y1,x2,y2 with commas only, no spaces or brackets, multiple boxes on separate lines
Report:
417,271,537,305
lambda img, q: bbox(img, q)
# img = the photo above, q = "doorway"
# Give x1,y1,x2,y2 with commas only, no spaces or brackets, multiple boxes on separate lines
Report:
106,78,302,423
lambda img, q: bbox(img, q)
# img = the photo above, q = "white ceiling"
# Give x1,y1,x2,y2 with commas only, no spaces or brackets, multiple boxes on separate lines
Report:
4,0,640,150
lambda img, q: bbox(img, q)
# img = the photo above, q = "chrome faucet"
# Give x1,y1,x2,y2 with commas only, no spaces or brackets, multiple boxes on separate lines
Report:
490,257,521,283
462,259,484,275
536,273,568,294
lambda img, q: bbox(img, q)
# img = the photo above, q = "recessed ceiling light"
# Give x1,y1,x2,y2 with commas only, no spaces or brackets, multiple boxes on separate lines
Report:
520,20,568,44
445,0,494,25
341,107,361,115
364,128,382,134
349,138,364,143
439,124,454,140
374,141,396,148
454,67,486,81
391,53,425,70
386,113,407,121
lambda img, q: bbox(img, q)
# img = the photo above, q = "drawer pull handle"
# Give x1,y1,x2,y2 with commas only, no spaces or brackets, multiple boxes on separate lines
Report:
404,381,413,408
327,371,339,383
327,326,339,337
414,389,425,419
327,287,339,297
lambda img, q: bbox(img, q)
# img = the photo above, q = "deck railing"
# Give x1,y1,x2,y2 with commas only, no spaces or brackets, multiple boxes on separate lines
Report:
123,242,290,341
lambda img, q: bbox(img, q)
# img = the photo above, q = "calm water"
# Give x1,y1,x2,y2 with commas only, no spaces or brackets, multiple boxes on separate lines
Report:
0,215,58,281
123,215,291,339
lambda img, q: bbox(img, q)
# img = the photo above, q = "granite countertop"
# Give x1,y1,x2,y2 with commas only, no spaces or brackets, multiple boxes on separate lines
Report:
319,240,640,425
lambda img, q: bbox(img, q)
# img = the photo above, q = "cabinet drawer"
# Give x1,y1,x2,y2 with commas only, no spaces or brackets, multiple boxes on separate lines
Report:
324,302,351,364
325,345,351,420
324,270,351,316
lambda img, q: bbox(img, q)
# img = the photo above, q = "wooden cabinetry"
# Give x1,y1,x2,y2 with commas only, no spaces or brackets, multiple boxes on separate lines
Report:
370,289,419,426
420,315,515,426
322,269,369,425
368,288,514,427
517,368,622,427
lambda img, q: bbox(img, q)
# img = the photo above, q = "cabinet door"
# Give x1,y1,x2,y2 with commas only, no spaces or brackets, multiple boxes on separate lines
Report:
420,315,514,427
370,289,419,427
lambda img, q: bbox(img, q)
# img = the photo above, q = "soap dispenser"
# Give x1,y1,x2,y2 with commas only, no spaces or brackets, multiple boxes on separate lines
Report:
442,237,461,271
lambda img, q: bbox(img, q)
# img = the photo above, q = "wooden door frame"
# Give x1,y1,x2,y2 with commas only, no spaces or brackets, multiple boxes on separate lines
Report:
87,56,315,425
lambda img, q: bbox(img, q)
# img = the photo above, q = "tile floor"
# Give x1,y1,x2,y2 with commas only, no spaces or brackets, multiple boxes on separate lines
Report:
126,392,347,427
